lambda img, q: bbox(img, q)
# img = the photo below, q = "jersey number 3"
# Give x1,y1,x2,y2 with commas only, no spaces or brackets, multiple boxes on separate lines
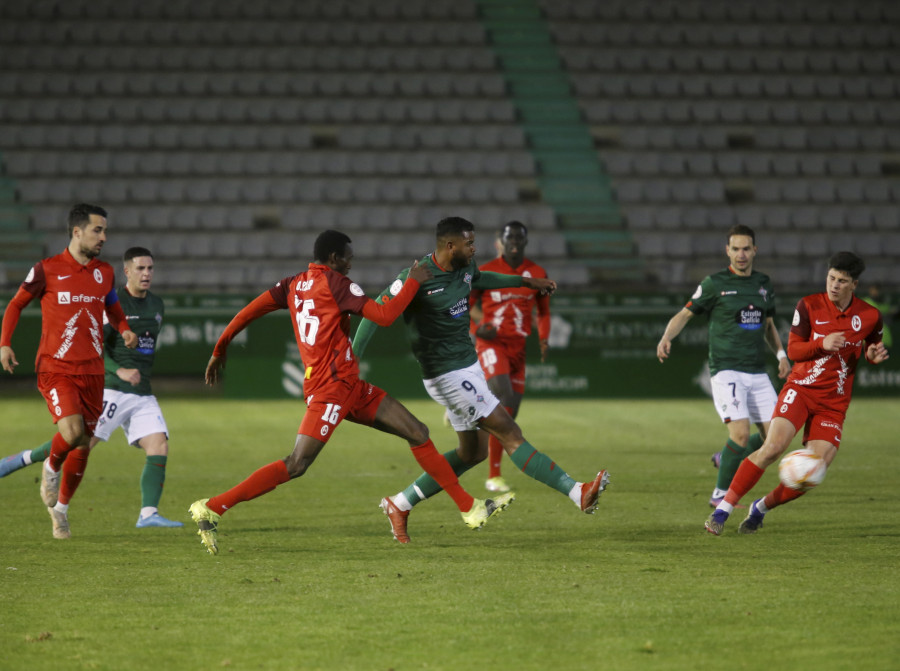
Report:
296,299,320,345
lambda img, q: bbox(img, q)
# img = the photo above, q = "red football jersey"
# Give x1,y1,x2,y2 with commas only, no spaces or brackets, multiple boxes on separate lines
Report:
3,249,125,375
471,256,550,341
786,292,883,401
270,263,369,395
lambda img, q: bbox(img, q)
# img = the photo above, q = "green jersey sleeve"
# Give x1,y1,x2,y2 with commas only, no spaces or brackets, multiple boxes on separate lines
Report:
472,270,525,290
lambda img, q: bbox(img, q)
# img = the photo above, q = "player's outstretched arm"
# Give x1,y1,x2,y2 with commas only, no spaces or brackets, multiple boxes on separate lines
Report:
657,308,693,362
522,276,556,296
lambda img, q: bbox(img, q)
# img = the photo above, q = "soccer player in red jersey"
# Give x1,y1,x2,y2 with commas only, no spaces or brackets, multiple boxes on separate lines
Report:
188,230,512,554
1,204,137,539
705,252,889,535
469,221,551,493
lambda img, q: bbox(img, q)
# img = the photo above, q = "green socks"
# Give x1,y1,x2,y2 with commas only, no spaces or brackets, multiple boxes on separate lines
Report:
141,455,167,509
400,440,576,507
402,449,477,506
509,440,575,495
716,433,764,491
31,440,52,463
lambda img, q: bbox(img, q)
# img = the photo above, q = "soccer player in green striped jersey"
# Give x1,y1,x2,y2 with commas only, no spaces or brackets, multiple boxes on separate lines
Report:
354,217,609,543
656,225,791,507
0,247,183,528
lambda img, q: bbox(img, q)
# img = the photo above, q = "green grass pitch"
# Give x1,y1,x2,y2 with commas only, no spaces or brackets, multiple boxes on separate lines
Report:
1,397,897,671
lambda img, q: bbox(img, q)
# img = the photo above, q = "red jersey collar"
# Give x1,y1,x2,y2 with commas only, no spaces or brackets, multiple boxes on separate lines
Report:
62,247,101,272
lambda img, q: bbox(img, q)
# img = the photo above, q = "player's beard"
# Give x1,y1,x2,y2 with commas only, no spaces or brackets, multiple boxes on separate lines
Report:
82,243,101,259
450,248,470,270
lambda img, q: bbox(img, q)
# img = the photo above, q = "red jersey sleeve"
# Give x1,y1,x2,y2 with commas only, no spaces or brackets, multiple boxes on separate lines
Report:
787,297,824,362
212,289,285,357
0,262,43,347
104,297,130,335
359,276,420,326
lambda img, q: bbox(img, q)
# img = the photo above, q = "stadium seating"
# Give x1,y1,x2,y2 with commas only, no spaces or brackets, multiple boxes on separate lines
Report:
1,0,898,294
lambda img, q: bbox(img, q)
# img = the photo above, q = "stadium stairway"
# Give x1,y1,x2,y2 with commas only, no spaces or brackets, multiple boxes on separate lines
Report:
476,0,646,284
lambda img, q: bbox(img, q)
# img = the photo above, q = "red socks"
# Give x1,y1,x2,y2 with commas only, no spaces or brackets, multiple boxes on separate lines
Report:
488,435,503,478
59,448,89,505
724,458,765,506
207,460,290,515
411,440,475,512
488,406,514,479
764,484,805,509
48,432,73,473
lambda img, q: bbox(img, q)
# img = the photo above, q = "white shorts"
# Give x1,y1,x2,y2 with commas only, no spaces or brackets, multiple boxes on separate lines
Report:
710,370,778,424
423,361,500,431
93,388,169,446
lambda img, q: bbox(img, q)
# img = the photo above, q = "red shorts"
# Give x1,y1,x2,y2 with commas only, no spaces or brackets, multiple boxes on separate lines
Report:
772,382,847,448
37,372,105,435
298,377,387,443
476,338,527,395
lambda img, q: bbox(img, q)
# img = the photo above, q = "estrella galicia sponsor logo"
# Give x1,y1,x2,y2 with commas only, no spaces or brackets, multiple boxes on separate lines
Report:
736,304,763,330
136,332,156,355
449,297,468,318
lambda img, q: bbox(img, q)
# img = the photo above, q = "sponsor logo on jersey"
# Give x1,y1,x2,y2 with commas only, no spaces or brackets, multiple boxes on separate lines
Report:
57,292,104,305
57,275,71,280
449,297,468,318
792,309,800,326
851,315,862,331
136,333,156,355
821,420,841,430
390,279,403,296
736,304,763,330
720,290,737,296
93,268,104,283
426,287,444,295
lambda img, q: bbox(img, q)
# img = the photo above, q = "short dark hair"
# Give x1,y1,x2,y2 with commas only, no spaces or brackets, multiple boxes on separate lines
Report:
68,203,108,237
828,251,865,280
727,224,755,244
501,220,528,237
436,217,474,241
314,229,351,263
124,247,153,262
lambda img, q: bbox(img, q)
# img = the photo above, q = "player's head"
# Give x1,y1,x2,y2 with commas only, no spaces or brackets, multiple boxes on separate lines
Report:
725,224,756,275
68,203,109,258
436,217,476,269
314,229,353,275
828,251,865,280
499,221,528,265
826,252,864,307
123,247,154,295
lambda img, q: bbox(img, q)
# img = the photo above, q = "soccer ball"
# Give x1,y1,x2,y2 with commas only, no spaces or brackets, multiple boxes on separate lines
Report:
778,449,827,491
